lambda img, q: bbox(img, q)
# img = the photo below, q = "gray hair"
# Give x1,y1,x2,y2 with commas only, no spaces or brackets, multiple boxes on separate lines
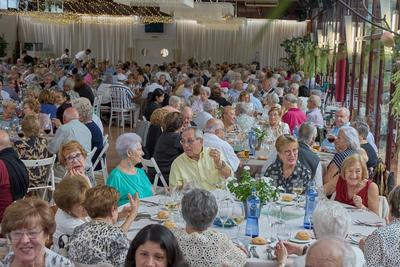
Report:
283,93,298,104
181,188,218,231
337,107,350,118
268,77,278,88
290,82,299,92
389,185,400,218
182,126,204,140
63,78,75,90
351,121,369,139
2,100,16,109
204,119,224,134
236,102,254,116
313,201,350,239
199,86,211,96
340,126,360,150
306,237,356,267
274,87,284,97
308,95,321,108
168,95,181,109
265,92,279,105
298,122,317,146
184,79,194,88
115,133,142,159
203,100,219,113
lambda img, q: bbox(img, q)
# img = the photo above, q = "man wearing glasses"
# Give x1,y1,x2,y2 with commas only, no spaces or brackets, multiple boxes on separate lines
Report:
169,127,232,191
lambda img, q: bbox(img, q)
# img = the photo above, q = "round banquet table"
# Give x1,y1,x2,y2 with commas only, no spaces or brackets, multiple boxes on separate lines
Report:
120,194,385,267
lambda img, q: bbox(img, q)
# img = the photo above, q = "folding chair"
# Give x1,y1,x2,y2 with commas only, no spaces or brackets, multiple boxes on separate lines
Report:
93,137,110,184
141,157,168,194
135,119,151,147
86,147,98,181
109,85,136,131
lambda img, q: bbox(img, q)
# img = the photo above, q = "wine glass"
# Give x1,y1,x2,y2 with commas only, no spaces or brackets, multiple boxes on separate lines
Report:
292,185,304,208
43,119,52,135
16,125,24,138
232,202,245,239
218,199,233,230
276,222,291,241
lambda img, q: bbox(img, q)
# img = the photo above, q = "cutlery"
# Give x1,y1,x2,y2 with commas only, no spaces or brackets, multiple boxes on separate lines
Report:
266,246,275,260
140,200,159,206
250,246,259,258
353,220,384,227
247,245,252,258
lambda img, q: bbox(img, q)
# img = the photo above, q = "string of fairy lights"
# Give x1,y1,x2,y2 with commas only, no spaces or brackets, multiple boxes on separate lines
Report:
0,0,174,25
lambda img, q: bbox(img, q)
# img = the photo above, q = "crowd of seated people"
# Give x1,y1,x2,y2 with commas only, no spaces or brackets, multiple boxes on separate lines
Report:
0,53,394,267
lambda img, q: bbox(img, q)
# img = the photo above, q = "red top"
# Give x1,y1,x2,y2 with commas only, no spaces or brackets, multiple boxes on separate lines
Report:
335,176,371,207
0,160,13,222
282,107,307,134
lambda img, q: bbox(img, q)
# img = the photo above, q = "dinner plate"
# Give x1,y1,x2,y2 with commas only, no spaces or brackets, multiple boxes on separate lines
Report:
289,237,311,244
151,215,169,222
276,200,295,206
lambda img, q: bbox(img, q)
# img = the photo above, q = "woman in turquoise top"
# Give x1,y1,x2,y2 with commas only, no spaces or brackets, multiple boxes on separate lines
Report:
107,133,153,206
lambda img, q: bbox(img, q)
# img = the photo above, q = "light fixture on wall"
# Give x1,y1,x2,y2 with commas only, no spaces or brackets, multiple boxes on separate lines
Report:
197,17,246,31
391,10,399,33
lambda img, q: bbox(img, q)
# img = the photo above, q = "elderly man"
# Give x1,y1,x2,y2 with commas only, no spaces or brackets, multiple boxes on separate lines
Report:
306,95,324,127
282,93,307,134
298,122,322,186
48,107,92,154
247,84,263,113
283,201,364,267
228,80,244,103
203,119,240,172
193,100,218,130
0,130,29,221
163,95,181,113
321,107,350,152
182,106,195,129
169,127,232,191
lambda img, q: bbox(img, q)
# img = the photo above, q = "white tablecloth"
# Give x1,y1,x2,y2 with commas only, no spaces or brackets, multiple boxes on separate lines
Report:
120,195,385,267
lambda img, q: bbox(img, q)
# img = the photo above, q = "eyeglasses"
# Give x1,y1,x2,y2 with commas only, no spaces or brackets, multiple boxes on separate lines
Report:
65,153,83,163
180,139,198,146
10,229,43,240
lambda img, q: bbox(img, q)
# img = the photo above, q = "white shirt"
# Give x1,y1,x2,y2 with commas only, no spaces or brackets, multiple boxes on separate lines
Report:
193,111,213,130
53,209,90,253
141,82,163,99
203,133,240,172
75,50,88,61
0,90,10,101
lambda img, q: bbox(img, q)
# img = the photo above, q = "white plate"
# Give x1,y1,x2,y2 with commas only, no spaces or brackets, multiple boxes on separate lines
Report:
151,215,169,221
289,237,311,244
276,200,295,206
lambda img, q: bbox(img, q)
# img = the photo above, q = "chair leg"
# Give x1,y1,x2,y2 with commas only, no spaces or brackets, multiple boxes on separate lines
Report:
108,111,113,128
121,112,125,132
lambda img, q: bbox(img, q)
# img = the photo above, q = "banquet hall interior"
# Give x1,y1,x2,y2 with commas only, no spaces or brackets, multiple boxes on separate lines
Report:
0,0,400,266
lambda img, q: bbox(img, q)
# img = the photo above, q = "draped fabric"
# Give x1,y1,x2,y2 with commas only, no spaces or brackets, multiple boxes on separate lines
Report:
176,19,307,67
18,16,307,65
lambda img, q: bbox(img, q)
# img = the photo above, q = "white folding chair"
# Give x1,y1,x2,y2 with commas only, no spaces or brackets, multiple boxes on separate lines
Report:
141,157,168,194
93,137,110,184
379,195,389,220
93,95,102,117
86,147,98,181
135,119,151,147
23,155,56,200
109,85,136,131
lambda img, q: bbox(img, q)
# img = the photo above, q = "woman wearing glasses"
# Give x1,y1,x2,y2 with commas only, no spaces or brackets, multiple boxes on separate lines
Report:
1,198,73,266
59,140,94,187
264,134,312,193
107,133,153,206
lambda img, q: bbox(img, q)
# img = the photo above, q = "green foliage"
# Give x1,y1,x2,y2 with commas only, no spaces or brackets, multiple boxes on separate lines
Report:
253,127,266,142
227,167,281,203
0,35,8,58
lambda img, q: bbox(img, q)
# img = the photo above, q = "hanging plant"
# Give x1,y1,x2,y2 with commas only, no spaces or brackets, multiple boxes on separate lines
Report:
0,35,8,58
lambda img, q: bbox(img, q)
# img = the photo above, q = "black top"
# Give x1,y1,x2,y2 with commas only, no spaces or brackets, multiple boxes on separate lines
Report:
23,55,34,65
75,84,95,105
210,96,231,107
153,132,184,184
56,102,72,123
144,124,162,158
144,102,161,121
361,142,378,169
298,141,320,178
85,121,104,168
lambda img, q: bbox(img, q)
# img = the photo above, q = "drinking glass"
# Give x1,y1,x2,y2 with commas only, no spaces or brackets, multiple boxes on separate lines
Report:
218,199,233,230
43,119,52,135
292,185,304,208
276,222,291,241
232,202,245,239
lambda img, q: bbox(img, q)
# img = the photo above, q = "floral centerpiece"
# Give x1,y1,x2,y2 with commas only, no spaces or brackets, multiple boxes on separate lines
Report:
227,166,281,204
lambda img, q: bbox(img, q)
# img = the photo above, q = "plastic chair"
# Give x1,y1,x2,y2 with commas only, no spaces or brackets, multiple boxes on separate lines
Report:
141,157,168,194
93,95,102,117
93,137,110,184
86,147,98,180
379,195,389,220
23,155,56,200
135,120,151,147
109,85,136,131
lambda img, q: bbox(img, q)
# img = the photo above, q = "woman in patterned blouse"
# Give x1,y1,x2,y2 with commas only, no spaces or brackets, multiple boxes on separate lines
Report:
363,185,400,267
14,114,50,189
264,134,312,193
67,185,139,267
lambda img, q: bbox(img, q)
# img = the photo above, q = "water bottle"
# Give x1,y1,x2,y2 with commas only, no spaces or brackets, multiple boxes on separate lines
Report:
293,125,299,139
248,129,257,156
245,188,260,237
303,181,318,229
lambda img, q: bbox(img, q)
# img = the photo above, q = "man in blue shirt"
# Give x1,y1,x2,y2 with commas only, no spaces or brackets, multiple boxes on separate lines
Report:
321,107,350,153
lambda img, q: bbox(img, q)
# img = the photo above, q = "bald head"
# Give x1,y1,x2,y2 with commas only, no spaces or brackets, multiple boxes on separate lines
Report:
0,130,11,151
63,107,80,124
306,238,356,267
204,118,225,139
182,106,193,128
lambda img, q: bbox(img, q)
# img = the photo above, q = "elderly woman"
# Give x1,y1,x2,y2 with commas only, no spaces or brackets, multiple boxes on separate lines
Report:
209,83,231,107
22,98,52,130
107,133,153,206
323,126,361,184
163,95,182,113
0,100,18,129
283,201,366,267
324,154,379,215
144,88,165,121
352,121,378,170
262,92,280,119
222,105,240,133
235,102,256,133
1,198,73,266
59,140,95,186
171,189,247,267
193,99,219,130
264,135,312,193
53,175,91,253
125,224,186,267
145,108,170,158
14,114,50,189
264,107,290,141
38,89,57,119
238,91,251,103
67,185,138,266
153,112,184,184
191,86,211,114
363,185,400,266
63,78,79,100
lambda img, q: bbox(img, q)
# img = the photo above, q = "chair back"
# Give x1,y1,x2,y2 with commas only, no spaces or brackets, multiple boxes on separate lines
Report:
86,147,98,180
110,85,133,110
379,195,389,220
141,157,168,193
93,140,110,184
93,95,102,117
135,120,151,147
23,155,56,200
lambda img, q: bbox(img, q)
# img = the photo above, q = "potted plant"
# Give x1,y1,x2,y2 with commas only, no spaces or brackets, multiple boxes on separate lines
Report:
227,166,281,217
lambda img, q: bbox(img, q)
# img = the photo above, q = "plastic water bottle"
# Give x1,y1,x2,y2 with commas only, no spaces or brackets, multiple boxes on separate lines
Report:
303,181,318,229
293,125,299,139
248,129,257,156
245,188,260,237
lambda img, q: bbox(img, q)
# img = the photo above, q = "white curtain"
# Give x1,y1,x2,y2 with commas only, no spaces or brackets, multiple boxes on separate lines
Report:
176,19,307,67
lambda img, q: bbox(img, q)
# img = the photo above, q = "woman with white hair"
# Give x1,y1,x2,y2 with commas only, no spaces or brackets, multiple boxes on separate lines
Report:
323,126,362,184
261,92,281,120
283,200,365,267
106,133,153,206
235,102,256,133
191,86,211,114
306,95,324,127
